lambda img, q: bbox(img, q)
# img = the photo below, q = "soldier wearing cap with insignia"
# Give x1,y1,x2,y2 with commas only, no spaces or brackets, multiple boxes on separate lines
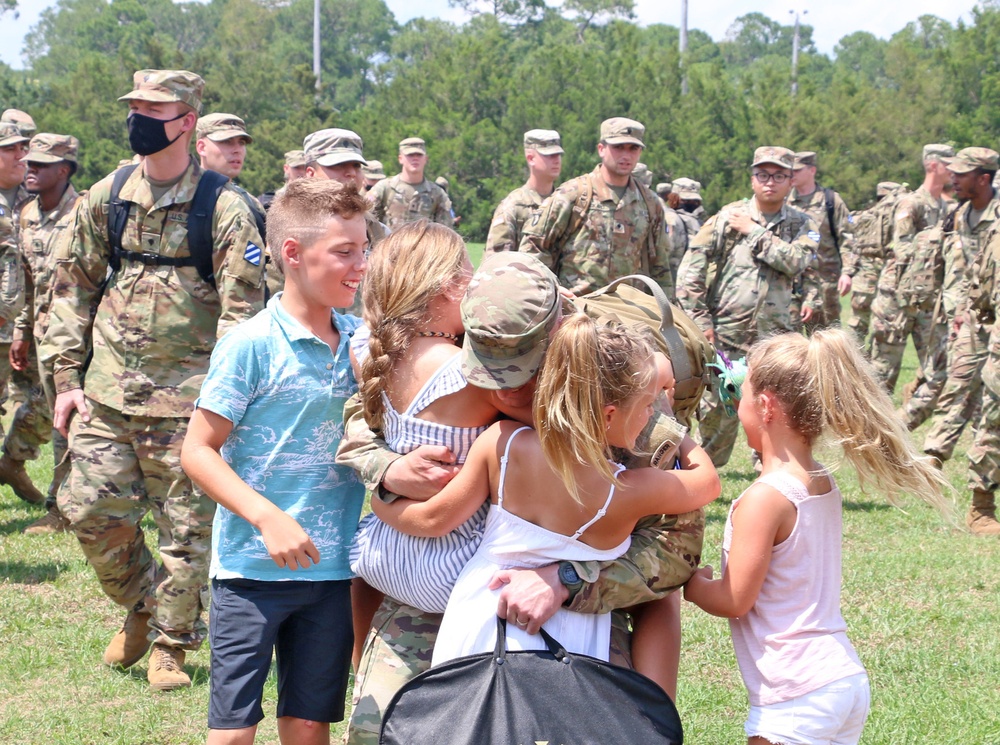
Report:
195,112,252,180
484,129,564,255
1,108,36,137
672,177,706,226
368,136,452,229
39,69,265,692
869,144,955,397
258,150,308,213
0,121,30,504
788,150,857,333
676,145,819,467
5,134,83,535
519,117,674,299
361,159,386,192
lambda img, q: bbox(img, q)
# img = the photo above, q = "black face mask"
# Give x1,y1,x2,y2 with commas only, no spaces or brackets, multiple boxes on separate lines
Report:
126,111,187,156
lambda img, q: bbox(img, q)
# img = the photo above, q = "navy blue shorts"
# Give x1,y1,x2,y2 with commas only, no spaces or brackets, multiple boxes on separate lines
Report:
208,578,353,730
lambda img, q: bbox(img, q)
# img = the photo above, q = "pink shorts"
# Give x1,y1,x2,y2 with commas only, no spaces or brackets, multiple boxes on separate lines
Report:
745,673,871,745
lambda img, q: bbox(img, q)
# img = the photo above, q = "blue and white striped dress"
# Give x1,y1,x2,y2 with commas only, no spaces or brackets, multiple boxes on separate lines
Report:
350,352,492,613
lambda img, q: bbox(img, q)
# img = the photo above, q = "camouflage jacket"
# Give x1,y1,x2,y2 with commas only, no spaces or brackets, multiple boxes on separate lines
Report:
368,175,452,230
957,193,1000,324
335,394,703,608
0,184,29,340
519,166,673,299
789,185,857,279
878,185,946,294
14,184,82,345
661,200,689,283
675,197,819,353
40,157,265,418
484,184,547,256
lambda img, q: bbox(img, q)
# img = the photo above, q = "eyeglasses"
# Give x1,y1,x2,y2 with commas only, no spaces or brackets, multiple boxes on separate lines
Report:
753,171,790,184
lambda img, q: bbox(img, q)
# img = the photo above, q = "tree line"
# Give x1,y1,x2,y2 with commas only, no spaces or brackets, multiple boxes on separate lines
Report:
1,0,998,240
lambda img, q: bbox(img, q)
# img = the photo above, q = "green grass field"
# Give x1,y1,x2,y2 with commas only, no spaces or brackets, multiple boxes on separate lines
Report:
1,275,997,744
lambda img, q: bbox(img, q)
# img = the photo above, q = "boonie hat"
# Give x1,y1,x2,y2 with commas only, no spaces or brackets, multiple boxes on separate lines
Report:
0,121,29,148
304,128,367,168
752,146,795,169
22,133,80,164
284,150,307,168
672,177,702,201
362,159,386,180
118,69,205,114
197,113,253,143
923,143,955,162
399,137,426,155
945,147,999,174
2,109,36,136
792,151,817,170
461,252,561,391
600,117,645,147
524,129,564,156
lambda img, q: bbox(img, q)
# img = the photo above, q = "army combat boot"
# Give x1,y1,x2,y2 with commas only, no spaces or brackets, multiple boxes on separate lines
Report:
967,489,1000,536
147,644,191,691
103,610,153,668
0,453,45,504
23,505,71,535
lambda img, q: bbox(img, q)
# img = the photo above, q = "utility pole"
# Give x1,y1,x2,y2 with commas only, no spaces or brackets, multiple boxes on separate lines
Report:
680,0,689,96
789,9,806,97
314,0,321,94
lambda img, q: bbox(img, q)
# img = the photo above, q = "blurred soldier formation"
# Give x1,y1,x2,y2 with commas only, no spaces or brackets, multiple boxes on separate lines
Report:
2,69,998,721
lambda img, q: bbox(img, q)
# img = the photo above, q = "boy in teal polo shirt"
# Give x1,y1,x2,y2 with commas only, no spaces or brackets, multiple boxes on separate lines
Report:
182,178,369,745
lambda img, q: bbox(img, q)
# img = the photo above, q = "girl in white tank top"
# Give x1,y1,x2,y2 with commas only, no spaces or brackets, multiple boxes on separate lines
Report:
684,329,951,745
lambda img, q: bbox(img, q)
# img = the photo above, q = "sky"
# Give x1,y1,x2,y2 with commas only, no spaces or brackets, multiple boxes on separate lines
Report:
0,0,982,69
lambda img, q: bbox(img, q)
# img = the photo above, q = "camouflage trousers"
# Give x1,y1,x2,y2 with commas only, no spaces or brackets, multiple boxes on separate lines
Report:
869,291,939,392
848,256,884,342
0,341,52,462
345,599,635,745
59,398,214,650
38,361,70,507
803,278,842,335
696,341,744,468
899,315,949,430
968,379,1000,494
924,321,988,460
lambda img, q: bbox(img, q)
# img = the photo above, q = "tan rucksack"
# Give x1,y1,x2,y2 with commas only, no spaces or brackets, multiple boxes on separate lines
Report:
576,275,716,428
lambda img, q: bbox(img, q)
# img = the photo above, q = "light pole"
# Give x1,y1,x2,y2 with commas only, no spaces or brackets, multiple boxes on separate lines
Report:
314,0,322,94
680,0,689,96
789,8,807,97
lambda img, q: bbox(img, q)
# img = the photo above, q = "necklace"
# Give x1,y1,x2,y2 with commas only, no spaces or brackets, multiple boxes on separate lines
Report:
416,330,460,342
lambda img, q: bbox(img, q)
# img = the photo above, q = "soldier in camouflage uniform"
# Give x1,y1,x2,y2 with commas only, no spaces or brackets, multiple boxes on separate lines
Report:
367,137,452,229
1,108,36,137
923,149,1000,477
361,159,386,192
847,181,904,342
0,121,39,506
195,112,252,180
39,70,265,691
869,144,955,393
788,151,857,332
257,149,307,212
11,134,83,534
633,167,689,285
519,117,674,299
337,251,706,744
483,129,564,255
676,146,819,467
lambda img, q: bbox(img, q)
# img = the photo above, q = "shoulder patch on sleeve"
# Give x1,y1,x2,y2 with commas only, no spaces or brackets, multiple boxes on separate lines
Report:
244,241,262,266
807,230,821,242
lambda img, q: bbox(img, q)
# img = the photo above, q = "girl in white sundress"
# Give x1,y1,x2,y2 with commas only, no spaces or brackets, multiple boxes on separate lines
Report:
371,313,721,665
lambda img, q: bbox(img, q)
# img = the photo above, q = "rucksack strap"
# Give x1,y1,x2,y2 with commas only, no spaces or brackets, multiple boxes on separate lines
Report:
585,274,692,385
824,187,840,249
186,169,231,287
107,164,139,273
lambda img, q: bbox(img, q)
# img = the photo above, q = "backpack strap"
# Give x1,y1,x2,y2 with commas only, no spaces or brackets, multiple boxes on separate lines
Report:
635,181,663,277
586,274,692,385
566,173,594,242
824,187,840,249
107,164,139,274
185,169,231,287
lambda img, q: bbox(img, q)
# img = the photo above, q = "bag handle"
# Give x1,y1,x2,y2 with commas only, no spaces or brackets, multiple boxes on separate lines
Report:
493,616,568,663
582,275,693,385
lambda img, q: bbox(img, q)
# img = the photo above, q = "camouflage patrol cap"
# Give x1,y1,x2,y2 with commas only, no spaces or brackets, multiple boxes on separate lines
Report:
304,128,367,168
2,109,36,136
22,133,80,164
946,147,1000,174
523,129,564,155
196,113,253,143
876,181,901,198
399,137,427,155
362,159,386,180
655,182,672,198
792,151,817,170
461,252,561,391
632,163,653,187
284,150,307,168
435,176,449,190
752,146,794,169
672,177,702,201
922,143,955,162
600,117,645,147
0,121,29,148
118,69,204,113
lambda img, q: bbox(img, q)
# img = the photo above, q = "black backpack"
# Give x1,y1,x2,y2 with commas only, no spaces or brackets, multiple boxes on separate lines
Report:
107,164,266,289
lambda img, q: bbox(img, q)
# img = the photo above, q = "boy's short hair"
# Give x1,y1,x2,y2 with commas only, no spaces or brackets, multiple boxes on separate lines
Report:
266,178,368,272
